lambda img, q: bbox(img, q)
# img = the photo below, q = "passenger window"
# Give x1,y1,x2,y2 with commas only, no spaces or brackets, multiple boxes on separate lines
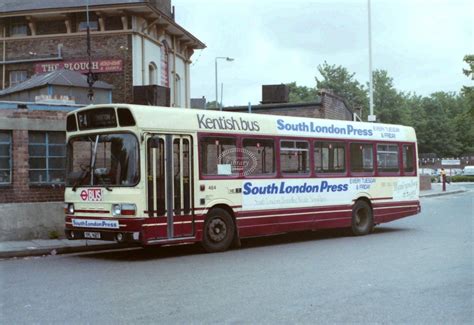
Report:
200,137,237,176
377,144,399,173
280,140,309,174
314,141,346,173
403,144,415,173
242,139,275,176
350,143,374,173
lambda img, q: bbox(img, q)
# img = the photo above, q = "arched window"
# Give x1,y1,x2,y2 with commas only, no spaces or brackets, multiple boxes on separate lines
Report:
148,62,157,85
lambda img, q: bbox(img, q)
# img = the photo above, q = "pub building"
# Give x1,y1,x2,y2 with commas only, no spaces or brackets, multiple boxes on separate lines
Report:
0,0,205,240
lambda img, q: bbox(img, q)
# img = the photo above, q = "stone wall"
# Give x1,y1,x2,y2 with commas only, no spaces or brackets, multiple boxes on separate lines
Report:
0,202,64,241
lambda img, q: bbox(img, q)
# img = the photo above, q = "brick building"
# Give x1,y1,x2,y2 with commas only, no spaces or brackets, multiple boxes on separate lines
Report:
224,88,359,122
0,1,206,240
0,0,205,107
0,103,79,203
0,0,204,201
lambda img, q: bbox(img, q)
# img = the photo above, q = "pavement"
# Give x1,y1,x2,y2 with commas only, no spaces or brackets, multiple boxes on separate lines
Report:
0,183,471,259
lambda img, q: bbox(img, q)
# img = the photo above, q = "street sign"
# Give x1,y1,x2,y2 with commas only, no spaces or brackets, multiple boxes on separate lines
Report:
441,159,460,166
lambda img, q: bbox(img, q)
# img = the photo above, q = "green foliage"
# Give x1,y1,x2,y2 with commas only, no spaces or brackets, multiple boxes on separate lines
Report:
372,70,407,124
461,54,474,120
48,230,60,239
286,82,318,103
315,61,368,112
462,54,473,78
451,175,474,182
206,100,219,109
309,59,473,158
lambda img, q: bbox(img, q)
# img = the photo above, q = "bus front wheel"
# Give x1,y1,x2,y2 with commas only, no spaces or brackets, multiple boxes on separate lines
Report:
351,200,373,236
202,208,235,253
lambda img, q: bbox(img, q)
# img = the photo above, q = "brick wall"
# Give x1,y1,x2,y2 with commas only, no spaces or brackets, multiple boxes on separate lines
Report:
226,92,353,121
250,105,324,119
320,91,354,121
0,108,69,203
2,33,133,103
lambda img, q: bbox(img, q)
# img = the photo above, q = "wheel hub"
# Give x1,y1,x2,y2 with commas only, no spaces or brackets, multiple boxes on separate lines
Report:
208,218,227,242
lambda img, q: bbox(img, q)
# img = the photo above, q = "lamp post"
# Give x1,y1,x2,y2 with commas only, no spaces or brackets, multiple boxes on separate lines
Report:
215,56,234,110
367,0,376,122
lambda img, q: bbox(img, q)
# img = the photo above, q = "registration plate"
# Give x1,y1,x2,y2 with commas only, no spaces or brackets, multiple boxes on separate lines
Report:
84,231,101,239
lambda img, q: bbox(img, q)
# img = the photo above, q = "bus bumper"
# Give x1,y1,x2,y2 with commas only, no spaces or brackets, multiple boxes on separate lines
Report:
65,216,145,244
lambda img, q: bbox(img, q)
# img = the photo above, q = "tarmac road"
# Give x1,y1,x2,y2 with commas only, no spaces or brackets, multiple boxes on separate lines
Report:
1,190,472,323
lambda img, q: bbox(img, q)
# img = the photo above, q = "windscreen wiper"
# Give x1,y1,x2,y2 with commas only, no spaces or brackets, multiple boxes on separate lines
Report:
94,171,112,192
72,167,90,192
73,136,97,192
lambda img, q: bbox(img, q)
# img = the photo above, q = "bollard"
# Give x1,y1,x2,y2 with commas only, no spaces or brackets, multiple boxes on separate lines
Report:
442,174,446,192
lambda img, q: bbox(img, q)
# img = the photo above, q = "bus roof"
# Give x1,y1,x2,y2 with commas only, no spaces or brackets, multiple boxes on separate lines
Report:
69,104,417,142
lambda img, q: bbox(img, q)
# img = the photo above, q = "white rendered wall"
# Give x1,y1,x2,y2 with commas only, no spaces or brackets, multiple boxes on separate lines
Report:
131,19,190,108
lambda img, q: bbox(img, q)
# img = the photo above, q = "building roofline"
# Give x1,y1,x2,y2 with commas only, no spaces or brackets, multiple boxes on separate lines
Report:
0,2,206,50
221,100,323,112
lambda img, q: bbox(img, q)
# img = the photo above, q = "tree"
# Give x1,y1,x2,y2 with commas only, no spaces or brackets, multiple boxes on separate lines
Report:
315,61,368,114
461,54,474,119
372,70,407,124
286,82,318,103
206,100,219,109
414,92,463,157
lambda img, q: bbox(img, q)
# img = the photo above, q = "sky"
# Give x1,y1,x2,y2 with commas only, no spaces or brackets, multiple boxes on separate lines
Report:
173,0,473,106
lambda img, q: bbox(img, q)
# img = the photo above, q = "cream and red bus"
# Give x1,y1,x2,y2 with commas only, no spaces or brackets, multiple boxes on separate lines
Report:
64,104,420,252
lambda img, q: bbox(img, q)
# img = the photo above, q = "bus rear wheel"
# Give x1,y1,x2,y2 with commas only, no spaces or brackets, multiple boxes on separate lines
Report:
351,200,373,236
202,208,235,253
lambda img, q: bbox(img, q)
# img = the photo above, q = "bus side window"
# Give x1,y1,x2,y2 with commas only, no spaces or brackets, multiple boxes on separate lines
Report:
350,143,374,173
314,141,346,174
200,137,238,176
377,143,399,173
280,140,309,175
242,138,275,176
403,144,415,173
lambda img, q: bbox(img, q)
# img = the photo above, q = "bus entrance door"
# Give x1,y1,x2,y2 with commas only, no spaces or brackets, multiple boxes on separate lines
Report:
147,134,194,239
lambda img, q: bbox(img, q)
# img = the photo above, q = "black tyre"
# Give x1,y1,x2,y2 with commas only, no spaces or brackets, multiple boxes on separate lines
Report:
351,200,373,236
202,208,235,253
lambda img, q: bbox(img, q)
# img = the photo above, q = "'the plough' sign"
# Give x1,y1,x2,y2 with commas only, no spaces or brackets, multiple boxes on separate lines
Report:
35,59,123,74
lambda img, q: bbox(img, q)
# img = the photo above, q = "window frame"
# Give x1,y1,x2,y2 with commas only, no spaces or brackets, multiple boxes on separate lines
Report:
0,131,12,185
279,138,311,177
402,143,417,176
376,143,401,175
349,142,375,176
313,140,348,177
197,133,417,179
10,23,28,37
9,70,27,87
28,131,66,185
241,136,277,179
198,133,240,179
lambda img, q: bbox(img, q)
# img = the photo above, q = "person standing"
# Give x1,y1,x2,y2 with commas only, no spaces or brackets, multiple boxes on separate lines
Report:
440,168,447,191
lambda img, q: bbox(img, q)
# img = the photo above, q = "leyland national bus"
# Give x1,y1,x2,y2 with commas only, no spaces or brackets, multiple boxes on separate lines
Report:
64,104,420,252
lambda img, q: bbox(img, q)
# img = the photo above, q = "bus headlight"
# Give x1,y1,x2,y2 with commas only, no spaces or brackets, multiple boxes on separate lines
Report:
112,204,122,216
65,203,75,214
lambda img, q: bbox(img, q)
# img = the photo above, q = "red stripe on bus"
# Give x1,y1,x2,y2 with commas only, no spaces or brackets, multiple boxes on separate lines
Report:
74,210,110,214
237,204,352,218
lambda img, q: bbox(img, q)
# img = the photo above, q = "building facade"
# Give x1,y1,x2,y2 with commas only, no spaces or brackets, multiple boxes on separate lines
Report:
0,1,205,240
0,0,205,107
0,102,79,204
225,89,358,122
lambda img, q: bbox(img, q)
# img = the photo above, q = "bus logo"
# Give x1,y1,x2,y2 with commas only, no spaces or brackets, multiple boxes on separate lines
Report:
218,148,257,176
80,189,103,201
